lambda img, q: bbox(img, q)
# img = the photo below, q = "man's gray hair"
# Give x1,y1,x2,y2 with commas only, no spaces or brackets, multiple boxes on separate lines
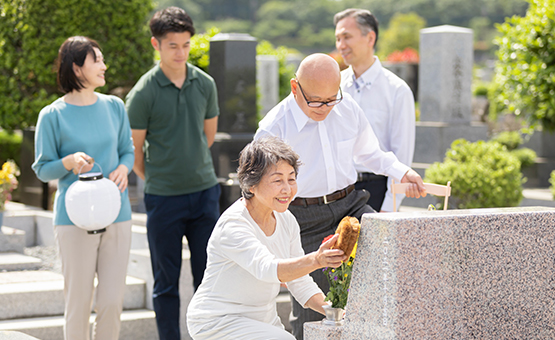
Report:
334,8,379,48
237,137,301,200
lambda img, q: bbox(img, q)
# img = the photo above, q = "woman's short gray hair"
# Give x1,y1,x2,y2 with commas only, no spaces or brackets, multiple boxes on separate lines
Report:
237,137,300,200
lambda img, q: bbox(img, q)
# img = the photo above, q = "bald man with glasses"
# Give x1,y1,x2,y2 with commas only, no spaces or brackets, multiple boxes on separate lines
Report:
254,53,426,339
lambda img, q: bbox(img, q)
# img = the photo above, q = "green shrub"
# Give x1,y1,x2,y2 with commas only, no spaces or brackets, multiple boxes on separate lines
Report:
189,27,221,74
490,0,555,132
256,40,298,100
0,131,22,166
511,147,537,168
491,131,523,150
473,83,489,97
550,170,555,200
425,139,524,209
0,0,154,132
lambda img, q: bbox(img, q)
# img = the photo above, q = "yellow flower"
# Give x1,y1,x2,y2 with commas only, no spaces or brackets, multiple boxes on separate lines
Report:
350,242,358,258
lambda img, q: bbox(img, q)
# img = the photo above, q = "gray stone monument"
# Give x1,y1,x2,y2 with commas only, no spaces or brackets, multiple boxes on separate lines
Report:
304,206,555,339
209,33,258,212
419,25,473,123
256,55,279,116
210,33,258,133
381,61,418,100
413,25,488,165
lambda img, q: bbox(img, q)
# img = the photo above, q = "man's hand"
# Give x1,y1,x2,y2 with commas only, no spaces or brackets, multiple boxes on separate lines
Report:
400,169,427,198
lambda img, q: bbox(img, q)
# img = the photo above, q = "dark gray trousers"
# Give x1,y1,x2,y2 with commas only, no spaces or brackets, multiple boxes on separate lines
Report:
288,189,375,340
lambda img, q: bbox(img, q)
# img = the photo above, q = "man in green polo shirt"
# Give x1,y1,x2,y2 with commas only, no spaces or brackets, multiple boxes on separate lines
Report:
125,7,220,340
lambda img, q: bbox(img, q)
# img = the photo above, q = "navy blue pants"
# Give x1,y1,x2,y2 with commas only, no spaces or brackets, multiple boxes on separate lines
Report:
144,184,221,340
355,176,388,212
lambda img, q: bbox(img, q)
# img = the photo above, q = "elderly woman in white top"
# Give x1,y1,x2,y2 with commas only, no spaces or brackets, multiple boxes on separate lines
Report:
186,137,346,340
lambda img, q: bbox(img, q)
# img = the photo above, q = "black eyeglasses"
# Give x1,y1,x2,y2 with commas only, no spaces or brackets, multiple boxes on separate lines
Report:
295,79,343,108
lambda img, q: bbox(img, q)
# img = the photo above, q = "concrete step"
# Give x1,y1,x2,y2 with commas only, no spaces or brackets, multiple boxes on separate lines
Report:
0,309,158,340
130,224,190,251
0,227,26,254
0,271,146,320
0,331,40,339
0,253,41,272
277,291,292,332
521,188,555,208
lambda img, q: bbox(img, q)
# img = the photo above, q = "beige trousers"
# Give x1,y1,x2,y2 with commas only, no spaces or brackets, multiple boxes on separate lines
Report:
55,220,132,340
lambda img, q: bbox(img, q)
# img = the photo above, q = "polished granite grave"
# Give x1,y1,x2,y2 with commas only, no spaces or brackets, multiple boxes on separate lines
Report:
305,207,555,339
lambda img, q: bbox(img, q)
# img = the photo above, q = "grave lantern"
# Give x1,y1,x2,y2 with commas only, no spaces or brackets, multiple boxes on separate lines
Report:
65,163,121,234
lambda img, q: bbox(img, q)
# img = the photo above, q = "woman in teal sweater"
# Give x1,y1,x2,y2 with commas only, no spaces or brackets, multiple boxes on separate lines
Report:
32,36,135,340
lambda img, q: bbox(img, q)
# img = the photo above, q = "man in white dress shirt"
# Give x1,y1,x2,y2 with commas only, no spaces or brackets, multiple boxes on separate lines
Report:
335,8,416,212
254,53,425,339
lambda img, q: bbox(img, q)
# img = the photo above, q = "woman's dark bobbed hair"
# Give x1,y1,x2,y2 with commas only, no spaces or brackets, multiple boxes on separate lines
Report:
56,36,101,93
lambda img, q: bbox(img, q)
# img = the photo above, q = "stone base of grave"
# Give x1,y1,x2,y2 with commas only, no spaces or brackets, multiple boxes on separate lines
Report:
414,121,488,164
304,321,343,340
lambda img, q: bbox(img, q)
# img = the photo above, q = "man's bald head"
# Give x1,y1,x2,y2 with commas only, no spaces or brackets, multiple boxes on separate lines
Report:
291,53,342,122
296,53,341,87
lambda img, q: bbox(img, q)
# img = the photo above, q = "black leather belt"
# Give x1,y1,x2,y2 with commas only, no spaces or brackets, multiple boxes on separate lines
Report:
357,172,387,182
290,184,355,206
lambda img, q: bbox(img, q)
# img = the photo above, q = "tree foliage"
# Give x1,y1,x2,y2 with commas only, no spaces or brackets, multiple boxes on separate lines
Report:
256,40,298,100
189,27,221,73
489,0,555,132
155,0,527,53
0,0,154,131
378,12,426,59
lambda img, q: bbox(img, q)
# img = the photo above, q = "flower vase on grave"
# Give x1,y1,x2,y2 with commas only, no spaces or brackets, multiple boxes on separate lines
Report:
322,304,344,326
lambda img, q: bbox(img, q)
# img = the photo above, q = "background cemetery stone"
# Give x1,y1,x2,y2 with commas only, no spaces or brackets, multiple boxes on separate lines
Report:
413,25,488,165
419,25,473,124
210,33,258,134
256,55,279,116
209,33,258,212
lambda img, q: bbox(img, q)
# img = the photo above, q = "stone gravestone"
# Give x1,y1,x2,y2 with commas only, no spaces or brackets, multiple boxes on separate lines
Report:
209,33,258,211
381,61,418,100
256,55,279,116
210,33,258,134
413,25,488,165
304,206,555,339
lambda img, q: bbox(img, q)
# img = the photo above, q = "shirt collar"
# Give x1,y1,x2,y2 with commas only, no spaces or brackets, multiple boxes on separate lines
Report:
345,56,383,90
154,62,198,88
288,94,310,132
288,93,342,132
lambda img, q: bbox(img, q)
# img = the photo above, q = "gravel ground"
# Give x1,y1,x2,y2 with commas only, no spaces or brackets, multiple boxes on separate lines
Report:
24,245,62,274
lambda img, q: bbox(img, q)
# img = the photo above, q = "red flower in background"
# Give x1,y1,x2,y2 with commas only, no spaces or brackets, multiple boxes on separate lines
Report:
386,47,419,63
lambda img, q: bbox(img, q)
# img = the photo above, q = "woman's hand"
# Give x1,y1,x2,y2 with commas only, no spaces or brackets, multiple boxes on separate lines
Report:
109,164,129,192
315,234,347,269
63,152,94,175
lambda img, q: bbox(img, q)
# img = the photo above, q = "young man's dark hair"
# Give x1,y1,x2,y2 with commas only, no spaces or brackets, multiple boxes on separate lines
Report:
333,8,379,48
149,6,195,40
56,36,101,93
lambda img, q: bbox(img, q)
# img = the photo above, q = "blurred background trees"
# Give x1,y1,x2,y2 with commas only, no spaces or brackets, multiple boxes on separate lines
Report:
155,0,528,55
0,0,154,132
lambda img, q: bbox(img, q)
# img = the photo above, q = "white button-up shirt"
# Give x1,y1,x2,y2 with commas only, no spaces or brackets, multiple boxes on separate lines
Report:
254,93,409,199
341,57,416,211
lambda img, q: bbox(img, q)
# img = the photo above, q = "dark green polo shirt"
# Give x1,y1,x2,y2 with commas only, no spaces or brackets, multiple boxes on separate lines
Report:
126,63,219,196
